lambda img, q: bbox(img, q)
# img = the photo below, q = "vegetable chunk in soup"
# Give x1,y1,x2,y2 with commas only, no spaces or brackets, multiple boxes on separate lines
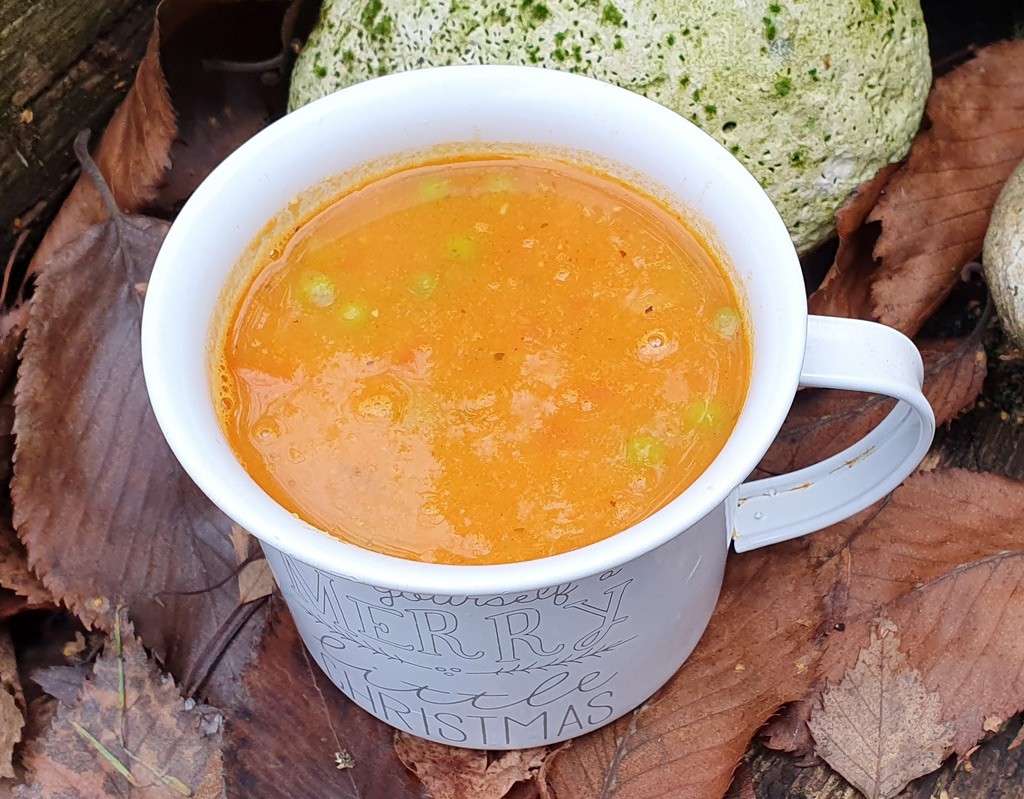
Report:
215,155,751,565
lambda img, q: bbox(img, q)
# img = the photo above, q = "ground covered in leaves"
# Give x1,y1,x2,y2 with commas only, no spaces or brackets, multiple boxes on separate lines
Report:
2,1,1024,798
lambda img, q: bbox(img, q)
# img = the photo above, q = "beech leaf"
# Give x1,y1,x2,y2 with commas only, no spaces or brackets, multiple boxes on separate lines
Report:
16,614,223,798
808,469,1024,619
224,603,428,799
869,40,1024,336
809,620,953,799
11,134,247,702
394,733,548,799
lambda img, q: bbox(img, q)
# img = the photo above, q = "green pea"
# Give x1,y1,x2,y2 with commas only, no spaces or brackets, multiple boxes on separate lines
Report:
338,300,369,326
713,307,741,339
410,272,440,298
487,174,516,193
418,178,450,202
298,271,336,308
687,397,725,428
444,234,478,262
626,433,666,467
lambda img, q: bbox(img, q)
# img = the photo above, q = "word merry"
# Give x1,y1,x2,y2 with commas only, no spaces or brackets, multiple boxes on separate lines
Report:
282,556,632,662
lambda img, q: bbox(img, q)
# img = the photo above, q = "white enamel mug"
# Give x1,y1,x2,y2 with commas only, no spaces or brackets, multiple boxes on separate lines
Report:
142,66,934,750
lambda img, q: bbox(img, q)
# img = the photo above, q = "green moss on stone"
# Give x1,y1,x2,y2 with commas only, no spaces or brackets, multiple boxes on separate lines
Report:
601,3,623,26
291,0,931,254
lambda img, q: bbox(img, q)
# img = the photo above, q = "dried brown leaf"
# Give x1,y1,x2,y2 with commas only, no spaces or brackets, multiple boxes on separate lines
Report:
0,308,29,400
763,700,814,754
808,469,1024,619
819,551,1024,760
921,336,987,424
12,141,244,701
29,27,175,275
809,163,899,320
724,762,756,799
152,0,299,214
224,602,428,799
768,470,1024,759
809,620,953,799
16,616,223,798
758,335,986,476
870,41,1024,336
0,632,23,780
29,664,92,707
0,513,50,612
27,0,297,272
228,527,274,605
395,733,548,799
546,537,823,799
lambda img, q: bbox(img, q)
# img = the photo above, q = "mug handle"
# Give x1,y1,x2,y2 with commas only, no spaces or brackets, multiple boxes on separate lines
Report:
731,315,935,552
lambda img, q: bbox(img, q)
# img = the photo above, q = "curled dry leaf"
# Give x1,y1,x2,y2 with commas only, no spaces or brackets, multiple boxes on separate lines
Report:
762,700,815,756
758,333,986,476
394,733,548,799
809,620,953,799
11,135,245,701
869,41,1024,336
808,163,900,321
546,537,823,799
16,615,223,798
29,27,175,275
224,603,428,799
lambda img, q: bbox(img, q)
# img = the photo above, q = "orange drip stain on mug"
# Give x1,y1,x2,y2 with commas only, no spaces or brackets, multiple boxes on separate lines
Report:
214,155,752,565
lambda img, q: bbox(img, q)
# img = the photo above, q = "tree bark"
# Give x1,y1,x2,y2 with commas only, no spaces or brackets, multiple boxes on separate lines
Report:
0,0,160,274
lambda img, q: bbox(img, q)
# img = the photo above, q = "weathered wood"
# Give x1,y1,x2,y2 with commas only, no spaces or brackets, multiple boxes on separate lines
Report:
0,0,159,276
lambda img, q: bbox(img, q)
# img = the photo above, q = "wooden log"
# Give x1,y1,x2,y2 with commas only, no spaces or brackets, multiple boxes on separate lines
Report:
0,0,159,273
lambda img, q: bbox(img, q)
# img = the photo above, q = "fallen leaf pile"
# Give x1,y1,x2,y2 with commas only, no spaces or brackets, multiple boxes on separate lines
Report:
0,4,1023,799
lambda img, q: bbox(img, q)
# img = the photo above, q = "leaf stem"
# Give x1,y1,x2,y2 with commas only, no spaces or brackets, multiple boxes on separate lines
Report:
70,721,140,787
114,605,127,747
72,130,122,228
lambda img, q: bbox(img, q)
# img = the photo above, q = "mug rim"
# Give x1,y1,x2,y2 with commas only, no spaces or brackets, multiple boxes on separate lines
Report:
142,64,807,595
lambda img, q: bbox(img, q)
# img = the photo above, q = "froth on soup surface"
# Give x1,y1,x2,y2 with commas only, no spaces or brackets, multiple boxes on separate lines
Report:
215,155,751,565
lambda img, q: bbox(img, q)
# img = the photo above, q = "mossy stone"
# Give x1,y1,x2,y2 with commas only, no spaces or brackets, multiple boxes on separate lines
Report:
290,0,931,253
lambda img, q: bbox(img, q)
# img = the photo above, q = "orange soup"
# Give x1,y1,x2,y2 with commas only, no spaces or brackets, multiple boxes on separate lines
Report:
215,155,751,565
